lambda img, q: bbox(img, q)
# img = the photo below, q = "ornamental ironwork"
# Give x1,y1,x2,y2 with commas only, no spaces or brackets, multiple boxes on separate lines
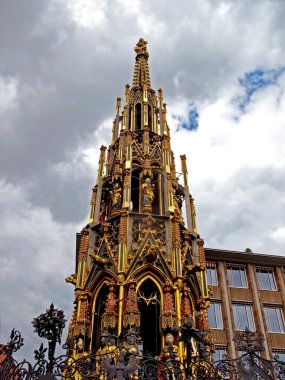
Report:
1,307,285,380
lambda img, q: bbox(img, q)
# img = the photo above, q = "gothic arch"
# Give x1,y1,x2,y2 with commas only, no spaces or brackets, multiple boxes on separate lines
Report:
148,104,152,131
135,273,164,304
135,103,142,131
150,168,163,214
134,91,142,104
130,168,140,212
136,276,162,356
90,281,109,352
132,265,169,291
183,276,201,303
88,270,117,295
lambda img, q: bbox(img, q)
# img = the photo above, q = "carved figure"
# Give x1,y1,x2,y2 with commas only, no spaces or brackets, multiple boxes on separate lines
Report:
99,200,107,223
69,338,90,380
111,183,122,210
156,333,180,380
123,334,140,380
96,335,119,380
173,197,184,224
175,316,208,361
141,177,155,211
123,334,138,354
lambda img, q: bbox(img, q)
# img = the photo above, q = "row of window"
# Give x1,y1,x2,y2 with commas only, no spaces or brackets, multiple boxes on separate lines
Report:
213,348,285,363
207,265,277,291
208,302,285,333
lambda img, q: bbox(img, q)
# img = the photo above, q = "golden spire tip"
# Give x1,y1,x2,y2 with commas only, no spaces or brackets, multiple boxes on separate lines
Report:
134,38,149,60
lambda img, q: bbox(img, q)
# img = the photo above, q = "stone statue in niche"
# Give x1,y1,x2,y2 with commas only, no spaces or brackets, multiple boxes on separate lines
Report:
141,177,155,213
99,200,107,223
111,182,122,211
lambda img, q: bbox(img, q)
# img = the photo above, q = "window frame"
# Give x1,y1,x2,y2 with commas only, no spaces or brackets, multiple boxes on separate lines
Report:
208,301,223,329
272,350,285,377
264,305,285,333
272,350,285,362
207,263,218,286
213,346,227,362
232,303,255,331
227,265,248,288
256,268,277,291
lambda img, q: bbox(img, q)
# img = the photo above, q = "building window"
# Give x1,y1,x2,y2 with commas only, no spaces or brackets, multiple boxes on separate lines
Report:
233,304,255,331
227,266,247,288
207,263,218,286
208,302,223,329
272,351,285,377
264,306,285,333
272,351,285,361
257,269,277,291
213,347,227,362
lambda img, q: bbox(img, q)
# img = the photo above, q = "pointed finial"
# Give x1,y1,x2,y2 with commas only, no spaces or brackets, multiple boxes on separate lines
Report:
134,38,149,60
132,38,151,88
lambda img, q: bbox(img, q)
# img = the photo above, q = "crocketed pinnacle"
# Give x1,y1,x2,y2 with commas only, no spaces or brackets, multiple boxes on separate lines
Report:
132,38,151,89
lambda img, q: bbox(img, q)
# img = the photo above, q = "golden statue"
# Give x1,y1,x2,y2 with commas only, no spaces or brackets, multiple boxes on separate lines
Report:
156,333,181,380
111,182,122,211
141,177,155,213
96,335,119,380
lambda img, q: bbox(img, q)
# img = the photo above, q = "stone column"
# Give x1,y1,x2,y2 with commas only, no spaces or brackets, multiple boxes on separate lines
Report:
247,264,270,359
276,266,285,307
218,261,236,358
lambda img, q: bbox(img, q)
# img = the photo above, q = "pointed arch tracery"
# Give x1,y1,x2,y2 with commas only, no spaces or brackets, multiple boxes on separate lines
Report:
136,276,162,356
90,273,118,352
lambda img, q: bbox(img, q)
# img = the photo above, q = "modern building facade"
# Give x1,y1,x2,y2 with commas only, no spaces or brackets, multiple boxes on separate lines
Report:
206,248,285,362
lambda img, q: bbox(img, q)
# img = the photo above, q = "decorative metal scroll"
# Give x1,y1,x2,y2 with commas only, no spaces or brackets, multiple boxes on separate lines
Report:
1,308,285,379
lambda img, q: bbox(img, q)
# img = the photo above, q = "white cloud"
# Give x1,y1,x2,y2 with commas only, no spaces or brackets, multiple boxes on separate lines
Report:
270,226,285,245
1,0,285,356
67,0,107,28
170,69,285,255
0,180,79,357
51,117,112,179
0,77,18,112
137,14,167,37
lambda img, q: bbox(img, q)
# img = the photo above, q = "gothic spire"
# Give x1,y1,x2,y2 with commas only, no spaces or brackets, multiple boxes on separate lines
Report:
132,38,151,89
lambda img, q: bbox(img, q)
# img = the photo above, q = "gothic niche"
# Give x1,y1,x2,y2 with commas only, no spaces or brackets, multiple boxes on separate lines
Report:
151,171,162,215
100,183,113,221
135,103,142,131
111,181,122,215
141,177,155,214
99,198,107,223
131,169,140,212
148,104,152,130
92,281,118,352
91,284,109,352
138,279,161,356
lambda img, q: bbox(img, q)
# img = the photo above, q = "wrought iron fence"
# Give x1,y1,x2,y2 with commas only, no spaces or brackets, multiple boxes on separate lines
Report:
1,304,285,379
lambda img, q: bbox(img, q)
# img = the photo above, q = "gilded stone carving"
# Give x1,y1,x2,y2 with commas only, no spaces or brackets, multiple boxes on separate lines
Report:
65,274,77,286
67,39,211,365
141,177,155,213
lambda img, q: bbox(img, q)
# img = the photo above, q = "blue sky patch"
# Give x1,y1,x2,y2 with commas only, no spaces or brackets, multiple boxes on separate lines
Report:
174,104,199,132
236,67,285,111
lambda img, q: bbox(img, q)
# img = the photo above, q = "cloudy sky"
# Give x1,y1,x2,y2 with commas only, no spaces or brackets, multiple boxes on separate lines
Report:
1,0,285,360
